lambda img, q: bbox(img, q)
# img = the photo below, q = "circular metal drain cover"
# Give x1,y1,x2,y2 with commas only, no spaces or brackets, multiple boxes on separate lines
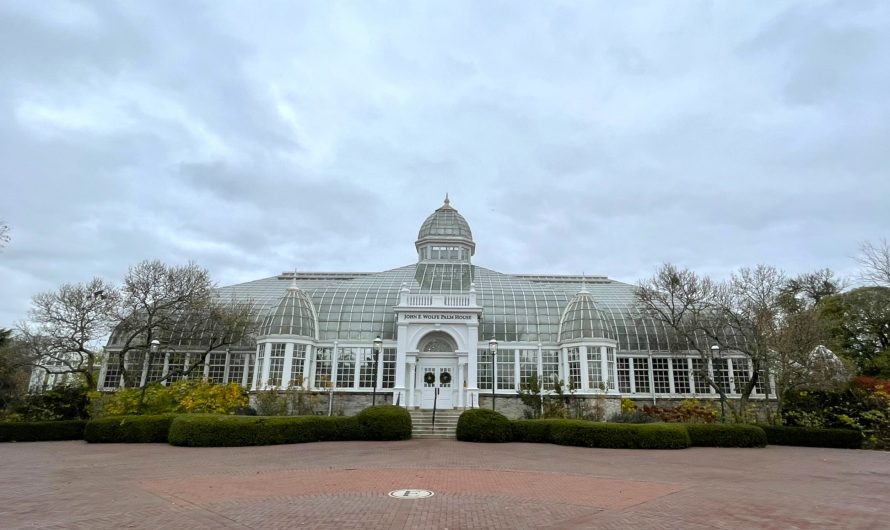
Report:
388,489,434,499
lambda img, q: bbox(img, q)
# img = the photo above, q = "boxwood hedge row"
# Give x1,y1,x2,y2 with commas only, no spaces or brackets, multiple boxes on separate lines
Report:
168,405,412,447
459,411,690,448
84,414,176,443
684,423,767,447
760,425,862,449
0,420,86,442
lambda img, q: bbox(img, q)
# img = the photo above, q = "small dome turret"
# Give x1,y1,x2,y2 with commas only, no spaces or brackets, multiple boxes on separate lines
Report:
260,279,318,338
415,195,475,257
558,288,615,342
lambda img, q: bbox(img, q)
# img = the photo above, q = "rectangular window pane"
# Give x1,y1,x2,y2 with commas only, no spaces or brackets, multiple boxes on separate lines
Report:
167,352,186,383
102,356,121,388
381,348,396,389
145,352,165,383
731,358,749,395
358,348,376,388
691,358,711,394
478,349,492,390
633,357,650,394
617,357,631,393
713,358,731,394
519,350,537,388
314,348,332,388
754,366,771,395
496,349,515,391
672,358,691,394
207,352,226,384
567,347,582,390
336,347,356,388
541,350,559,390
227,353,245,385
267,343,286,387
587,347,602,390
652,358,670,393
290,344,306,387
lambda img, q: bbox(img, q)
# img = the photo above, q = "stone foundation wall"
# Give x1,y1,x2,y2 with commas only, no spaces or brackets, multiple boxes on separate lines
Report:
248,391,396,417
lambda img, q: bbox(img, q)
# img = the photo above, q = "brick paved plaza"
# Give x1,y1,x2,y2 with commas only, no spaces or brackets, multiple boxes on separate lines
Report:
0,440,887,529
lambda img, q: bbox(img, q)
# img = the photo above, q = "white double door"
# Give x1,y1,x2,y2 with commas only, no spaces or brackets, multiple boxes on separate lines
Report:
419,360,456,410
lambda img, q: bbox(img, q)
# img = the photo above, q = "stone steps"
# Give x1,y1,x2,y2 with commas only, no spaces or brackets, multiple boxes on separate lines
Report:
409,409,461,439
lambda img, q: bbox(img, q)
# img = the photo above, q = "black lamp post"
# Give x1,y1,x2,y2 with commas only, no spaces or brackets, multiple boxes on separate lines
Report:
489,338,498,410
372,336,383,406
711,344,725,423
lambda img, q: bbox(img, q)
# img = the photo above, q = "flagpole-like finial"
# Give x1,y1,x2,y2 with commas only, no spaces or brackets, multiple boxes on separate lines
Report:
580,272,589,293
444,192,450,205
289,268,299,290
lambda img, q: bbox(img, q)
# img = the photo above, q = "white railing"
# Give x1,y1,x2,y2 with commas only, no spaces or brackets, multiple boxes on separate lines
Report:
401,294,475,307
443,295,470,307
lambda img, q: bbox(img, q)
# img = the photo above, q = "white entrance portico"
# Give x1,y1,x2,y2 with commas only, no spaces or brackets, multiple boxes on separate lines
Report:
393,286,482,410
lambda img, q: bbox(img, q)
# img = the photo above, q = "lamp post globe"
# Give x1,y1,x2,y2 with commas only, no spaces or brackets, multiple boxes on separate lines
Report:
372,336,383,406
488,338,498,410
150,339,160,352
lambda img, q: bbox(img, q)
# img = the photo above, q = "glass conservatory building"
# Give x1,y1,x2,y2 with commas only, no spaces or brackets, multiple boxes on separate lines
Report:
99,197,773,413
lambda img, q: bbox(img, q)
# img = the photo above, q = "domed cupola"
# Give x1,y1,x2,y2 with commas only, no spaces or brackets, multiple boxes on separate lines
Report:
259,279,318,339
415,195,475,262
558,287,616,343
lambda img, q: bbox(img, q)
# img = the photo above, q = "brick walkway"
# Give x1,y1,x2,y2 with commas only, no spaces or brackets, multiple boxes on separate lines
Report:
0,440,887,529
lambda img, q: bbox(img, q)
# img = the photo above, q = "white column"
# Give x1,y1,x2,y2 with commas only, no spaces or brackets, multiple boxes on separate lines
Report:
242,353,252,388
579,346,589,392
331,342,339,387
457,358,466,408
407,360,417,408
600,346,609,392
281,343,294,388
514,350,521,392
304,345,314,389
260,343,272,389
667,357,676,394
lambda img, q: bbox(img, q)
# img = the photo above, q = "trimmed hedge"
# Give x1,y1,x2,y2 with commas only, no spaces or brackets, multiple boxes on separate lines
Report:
355,405,412,440
683,423,767,448
549,420,690,449
456,409,513,443
0,420,86,442
760,425,862,449
168,415,361,447
84,414,176,443
512,419,561,443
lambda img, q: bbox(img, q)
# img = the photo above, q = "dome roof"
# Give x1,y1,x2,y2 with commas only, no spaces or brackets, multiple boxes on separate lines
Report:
558,288,616,342
417,196,474,242
259,281,318,338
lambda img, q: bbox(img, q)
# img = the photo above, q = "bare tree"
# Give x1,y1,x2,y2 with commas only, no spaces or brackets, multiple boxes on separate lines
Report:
105,260,256,409
857,239,890,287
639,264,847,422
0,222,9,249
19,278,119,389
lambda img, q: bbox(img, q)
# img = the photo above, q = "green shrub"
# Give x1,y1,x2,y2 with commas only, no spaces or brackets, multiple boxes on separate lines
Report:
168,414,370,447
89,381,248,417
456,409,512,443
512,419,560,443
760,425,862,449
549,420,690,449
683,423,767,447
14,383,90,421
84,414,176,443
355,405,412,440
0,420,86,442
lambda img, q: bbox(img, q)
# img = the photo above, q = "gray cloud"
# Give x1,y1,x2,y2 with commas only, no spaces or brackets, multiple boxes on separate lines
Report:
1,0,889,326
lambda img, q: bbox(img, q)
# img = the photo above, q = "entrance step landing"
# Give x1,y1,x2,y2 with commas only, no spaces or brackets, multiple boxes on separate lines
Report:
409,409,461,439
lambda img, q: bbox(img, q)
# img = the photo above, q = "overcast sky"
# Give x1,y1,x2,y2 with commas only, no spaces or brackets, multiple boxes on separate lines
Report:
1,0,889,327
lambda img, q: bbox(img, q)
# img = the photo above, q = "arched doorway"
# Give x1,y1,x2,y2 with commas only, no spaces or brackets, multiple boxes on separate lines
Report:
416,332,457,410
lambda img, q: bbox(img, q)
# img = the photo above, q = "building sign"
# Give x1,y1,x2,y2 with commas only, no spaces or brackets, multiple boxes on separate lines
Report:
401,313,475,321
